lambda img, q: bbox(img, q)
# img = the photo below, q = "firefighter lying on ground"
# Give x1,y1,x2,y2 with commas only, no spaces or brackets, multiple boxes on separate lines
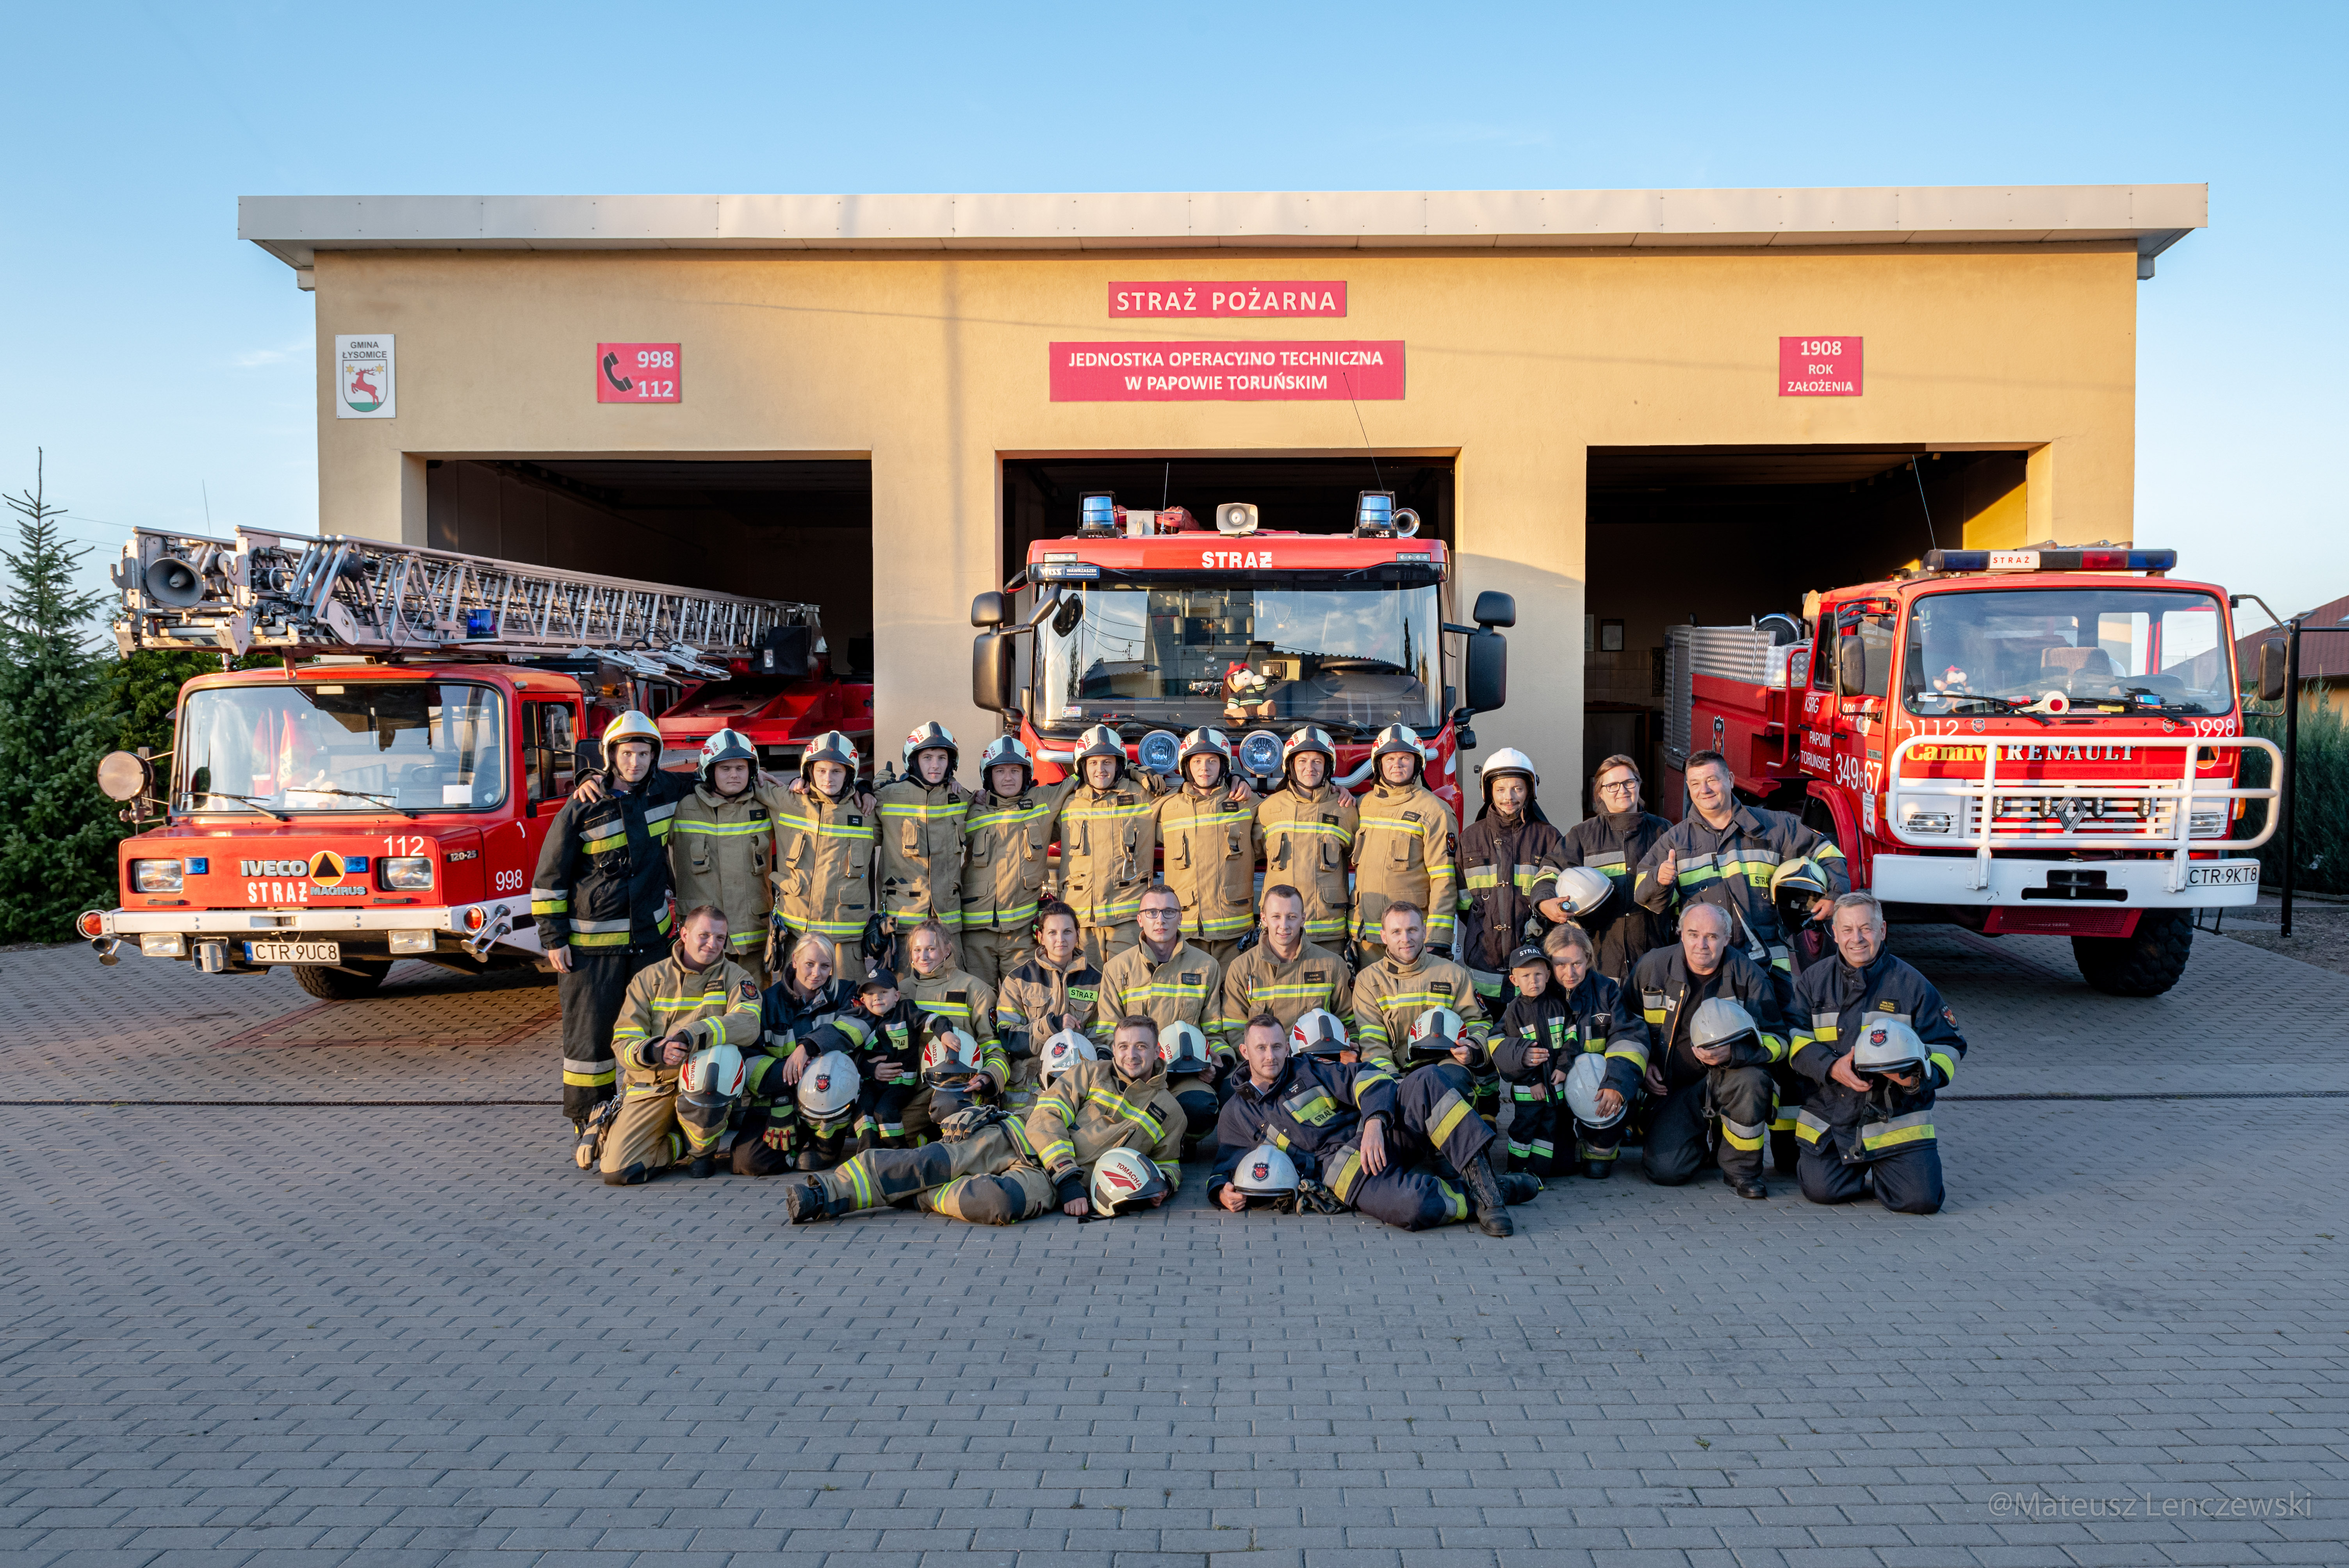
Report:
584,903,763,1186
1609,903,1792,1199
1489,925,1647,1180
1207,1012,1538,1237
1786,892,1967,1215
781,1016,1182,1226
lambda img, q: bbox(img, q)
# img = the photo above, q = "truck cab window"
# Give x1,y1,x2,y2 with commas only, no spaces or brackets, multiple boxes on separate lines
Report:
524,702,577,804
1836,611,1894,699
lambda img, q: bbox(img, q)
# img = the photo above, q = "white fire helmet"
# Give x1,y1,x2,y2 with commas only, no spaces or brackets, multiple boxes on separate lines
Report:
1074,723,1128,777
1477,747,1538,794
1549,865,1614,918
697,728,758,787
1230,1142,1300,1201
800,730,861,784
1039,1028,1099,1086
1288,1008,1349,1058
1688,997,1761,1058
1281,725,1338,782
1370,723,1426,779
920,1023,982,1086
978,734,1033,795
1090,1146,1170,1215
902,720,957,775
1850,1016,1930,1079
1177,727,1233,785
1405,1006,1466,1063
1563,1052,1624,1129
795,1049,861,1127
1159,1019,1211,1076
681,1041,745,1097
602,709,662,752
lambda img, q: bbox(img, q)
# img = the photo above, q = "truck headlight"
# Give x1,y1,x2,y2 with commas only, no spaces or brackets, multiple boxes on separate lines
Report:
2189,809,2227,838
131,859,184,893
380,856,434,890
139,932,187,957
1899,806,1953,835
387,929,435,954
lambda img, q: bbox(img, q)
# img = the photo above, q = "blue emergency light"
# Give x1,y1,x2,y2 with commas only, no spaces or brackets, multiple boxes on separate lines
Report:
1078,492,1118,536
1924,547,2176,574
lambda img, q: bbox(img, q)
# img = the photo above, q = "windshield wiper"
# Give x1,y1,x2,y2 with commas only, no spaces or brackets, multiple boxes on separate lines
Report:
188,790,289,821
2117,686,2210,715
292,785,425,818
1929,693,2053,727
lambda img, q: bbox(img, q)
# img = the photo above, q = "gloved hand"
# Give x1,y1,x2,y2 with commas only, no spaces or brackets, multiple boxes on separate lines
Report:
937,1105,1007,1142
1290,1179,1346,1215
860,914,893,971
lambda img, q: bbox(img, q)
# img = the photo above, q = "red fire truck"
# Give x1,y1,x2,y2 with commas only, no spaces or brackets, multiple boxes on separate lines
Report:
968,491,1511,806
78,526,845,999
1665,545,2278,995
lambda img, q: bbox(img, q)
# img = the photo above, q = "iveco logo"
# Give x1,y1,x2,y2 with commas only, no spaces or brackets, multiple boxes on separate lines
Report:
240,859,306,877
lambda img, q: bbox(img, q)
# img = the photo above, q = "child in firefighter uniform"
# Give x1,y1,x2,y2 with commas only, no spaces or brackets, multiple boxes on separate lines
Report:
1453,748,1568,1003
729,944,859,1177
782,1019,1183,1226
592,910,764,1185
1207,1013,1535,1236
1785,894,1967,1215
1490,932,1649,1179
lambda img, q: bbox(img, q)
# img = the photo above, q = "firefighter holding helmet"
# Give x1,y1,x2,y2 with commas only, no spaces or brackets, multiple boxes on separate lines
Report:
1350,725,1458,967
768,730,879,971
960,736,1073,987
589,903,765,1185
1454,747,1571,1004
1251,725,1358,948
532,709,697,1159
667,727,794,988
874,721,970,981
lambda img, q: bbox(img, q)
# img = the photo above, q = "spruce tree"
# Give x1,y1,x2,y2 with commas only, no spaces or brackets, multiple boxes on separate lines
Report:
0,453,119,941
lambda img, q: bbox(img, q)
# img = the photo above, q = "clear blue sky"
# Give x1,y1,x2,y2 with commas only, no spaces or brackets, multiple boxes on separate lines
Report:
3,1,2342,629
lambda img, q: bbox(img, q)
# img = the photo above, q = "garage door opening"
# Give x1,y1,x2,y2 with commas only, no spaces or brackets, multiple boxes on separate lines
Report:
425,458,874,678
1583,445,2028,805
1001,456,1453,588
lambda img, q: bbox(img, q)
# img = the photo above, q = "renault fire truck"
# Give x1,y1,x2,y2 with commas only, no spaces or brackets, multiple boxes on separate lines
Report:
969,490,1511,809
1663,545,2278,995
78,526,847,999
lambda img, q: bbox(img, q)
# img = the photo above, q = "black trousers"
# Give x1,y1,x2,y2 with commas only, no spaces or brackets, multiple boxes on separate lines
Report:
1798,1141,1945,1214
1641,1064,1775,1187
1326,1063,1502,1231
558,944,662,1124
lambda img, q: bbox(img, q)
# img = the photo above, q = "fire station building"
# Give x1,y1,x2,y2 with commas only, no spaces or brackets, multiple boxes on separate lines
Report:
240,184,2203,794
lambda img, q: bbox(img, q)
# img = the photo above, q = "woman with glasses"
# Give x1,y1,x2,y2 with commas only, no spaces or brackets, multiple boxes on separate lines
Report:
1557,755,1672,985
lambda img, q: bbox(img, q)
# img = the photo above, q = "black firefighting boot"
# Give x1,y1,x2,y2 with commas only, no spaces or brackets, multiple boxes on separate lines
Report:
782,1178,832,1224
1499,1172,1542,1205
1464,1151,1514,1238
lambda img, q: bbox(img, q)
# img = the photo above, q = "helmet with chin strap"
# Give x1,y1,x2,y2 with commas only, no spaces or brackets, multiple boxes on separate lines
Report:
1073,724,1128,782
1282,725,1338,785
901,720,958,780
698,728,758,789
1177,727,1233,787
1370,724,1426,784
978,734,1033,796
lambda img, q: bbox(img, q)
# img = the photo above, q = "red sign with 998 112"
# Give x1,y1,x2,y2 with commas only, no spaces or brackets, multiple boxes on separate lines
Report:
597,342,682,403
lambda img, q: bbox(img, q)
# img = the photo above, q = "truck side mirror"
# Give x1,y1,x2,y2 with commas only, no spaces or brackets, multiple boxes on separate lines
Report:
973,631,1016,715
1835,636,1868,696
1472,591,1516,628
971,590,1009,629
1462,629,1508,713
2258,640,2288,703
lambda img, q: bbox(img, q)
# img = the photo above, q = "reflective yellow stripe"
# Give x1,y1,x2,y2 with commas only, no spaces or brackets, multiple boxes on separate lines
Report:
1427,1089,1471,1146
1327,1145,1364,1200
562,1065,617,1086
1438,1180,1467,1222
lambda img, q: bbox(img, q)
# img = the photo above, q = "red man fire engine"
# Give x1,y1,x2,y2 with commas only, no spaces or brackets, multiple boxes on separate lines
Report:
1666,545,2278,995
79,526,853,998
968,490,1512,806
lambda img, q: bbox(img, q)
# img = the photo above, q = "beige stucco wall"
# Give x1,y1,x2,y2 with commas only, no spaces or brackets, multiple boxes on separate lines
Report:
309,241,2141,791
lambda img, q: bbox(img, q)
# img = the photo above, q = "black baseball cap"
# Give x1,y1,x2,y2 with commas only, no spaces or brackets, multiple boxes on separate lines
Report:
1506,944,1548,971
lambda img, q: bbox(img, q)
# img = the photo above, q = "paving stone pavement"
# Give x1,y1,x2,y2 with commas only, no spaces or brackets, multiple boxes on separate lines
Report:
3,928,2345,1568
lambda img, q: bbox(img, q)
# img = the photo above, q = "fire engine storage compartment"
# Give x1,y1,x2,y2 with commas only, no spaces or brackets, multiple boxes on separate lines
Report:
1585,445,2028,809
424,458,875,688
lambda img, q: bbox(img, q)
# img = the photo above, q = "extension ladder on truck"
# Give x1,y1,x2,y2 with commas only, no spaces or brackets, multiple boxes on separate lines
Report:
112,526,820,675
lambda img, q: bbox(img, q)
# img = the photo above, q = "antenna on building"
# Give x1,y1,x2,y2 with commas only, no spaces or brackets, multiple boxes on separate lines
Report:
1911,459,1939,554
1342,372,1385,492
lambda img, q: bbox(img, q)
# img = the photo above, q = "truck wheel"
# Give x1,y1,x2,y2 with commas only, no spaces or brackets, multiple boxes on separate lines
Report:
2073,911,2193,997
291,960,393,1001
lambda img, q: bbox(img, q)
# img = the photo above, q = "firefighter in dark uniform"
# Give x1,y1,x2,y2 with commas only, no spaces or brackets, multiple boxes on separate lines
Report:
1631,748,1846,1004
1608,903,1790,1197
1558,753,1674,985
1207,1012,1536,1237
1453,747,1569,1004
733,933,859,1177
1787,892,1967,1215
533,710,695,1163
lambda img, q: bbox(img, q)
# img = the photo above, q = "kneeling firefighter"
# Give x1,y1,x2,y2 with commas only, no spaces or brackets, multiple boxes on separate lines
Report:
585,904,765,1185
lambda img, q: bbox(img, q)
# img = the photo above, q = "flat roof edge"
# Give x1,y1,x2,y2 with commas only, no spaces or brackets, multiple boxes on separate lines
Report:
238,184,2207,269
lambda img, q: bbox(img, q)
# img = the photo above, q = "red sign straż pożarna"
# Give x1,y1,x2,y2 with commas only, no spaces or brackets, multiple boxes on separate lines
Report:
1108,282,1347,318
1050,340,1403,402
1780,336,1862,396
597,343,682,403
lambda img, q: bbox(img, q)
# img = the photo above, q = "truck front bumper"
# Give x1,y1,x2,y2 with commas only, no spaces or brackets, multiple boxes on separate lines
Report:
1870,855,2262,909
89,898,542,955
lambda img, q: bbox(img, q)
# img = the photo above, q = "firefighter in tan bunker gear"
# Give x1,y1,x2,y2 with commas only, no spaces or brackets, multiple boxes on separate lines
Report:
767,731,878,964
781,1016,1181,1226
894,919,1009,1140
959,736,1069,988
668,729,790,988
1055,725,1157,967
1251,726,1358,948
1351,901,1490,1078
992,901,1101,1115
596,906,765,1186
875,722,968,980
1095,884,1225,1142
1351,725,1458,966
1153,728,1259,965
1221,884,1352,1037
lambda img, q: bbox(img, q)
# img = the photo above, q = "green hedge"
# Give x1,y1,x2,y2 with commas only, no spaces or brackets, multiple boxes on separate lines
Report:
2240,688,2347,894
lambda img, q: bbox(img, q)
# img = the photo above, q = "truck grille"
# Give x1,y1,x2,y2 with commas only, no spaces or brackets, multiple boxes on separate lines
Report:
1979,795,2177,837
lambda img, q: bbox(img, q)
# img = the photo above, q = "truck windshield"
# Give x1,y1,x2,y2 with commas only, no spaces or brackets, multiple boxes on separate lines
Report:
1037,575,1441,734
1903,587,2233,717
176,682,507,813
